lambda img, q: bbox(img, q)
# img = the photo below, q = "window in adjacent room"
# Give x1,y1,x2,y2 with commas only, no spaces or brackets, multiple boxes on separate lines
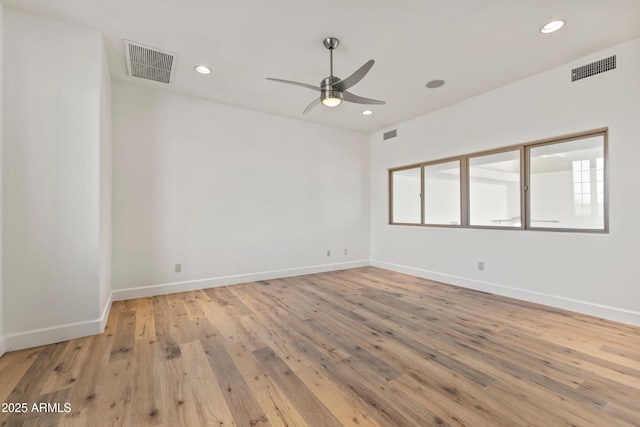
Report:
390,167,421,224
468,149,522,228
388,129,607,233
423,160,462,226
527,133,606,231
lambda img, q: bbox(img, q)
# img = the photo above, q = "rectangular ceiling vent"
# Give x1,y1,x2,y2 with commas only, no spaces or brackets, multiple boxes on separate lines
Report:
124,40,178,84
571,55,616,82
383,129,398,140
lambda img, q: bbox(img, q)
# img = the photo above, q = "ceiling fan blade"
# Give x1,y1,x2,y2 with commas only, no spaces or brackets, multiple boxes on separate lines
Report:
303,97,321,114
343,91,385,105
332,59,374,91
266,78,319,91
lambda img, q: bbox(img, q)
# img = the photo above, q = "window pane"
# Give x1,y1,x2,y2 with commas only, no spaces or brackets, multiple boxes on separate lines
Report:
423,160,461,225
469,150,521,227
391,167,421,224
529,135,605,230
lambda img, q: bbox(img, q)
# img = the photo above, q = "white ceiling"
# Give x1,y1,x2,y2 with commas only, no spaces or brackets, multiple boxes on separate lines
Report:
4,0,640,133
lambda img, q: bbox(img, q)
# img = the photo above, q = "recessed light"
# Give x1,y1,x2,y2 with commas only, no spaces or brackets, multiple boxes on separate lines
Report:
194,65,212,74
425,79,445,89
362,110,373,116
540,20,565,34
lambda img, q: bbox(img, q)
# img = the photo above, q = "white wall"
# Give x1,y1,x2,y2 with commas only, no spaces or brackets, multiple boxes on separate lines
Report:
0,2,5,357
111,83,369,298
370,37,640,325
99,40,112,316
3,9,111,350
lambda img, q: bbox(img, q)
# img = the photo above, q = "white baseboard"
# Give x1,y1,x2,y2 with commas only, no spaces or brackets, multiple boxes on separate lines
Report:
5,258,635,355
2,292,113,354
99,292,113,331
371,260,640,327
2,262,368,354
112,260,371,301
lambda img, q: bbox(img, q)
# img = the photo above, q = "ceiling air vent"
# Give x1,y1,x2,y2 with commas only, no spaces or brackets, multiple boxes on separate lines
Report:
383,129,398,140
124,40,178,84
571,55,616,82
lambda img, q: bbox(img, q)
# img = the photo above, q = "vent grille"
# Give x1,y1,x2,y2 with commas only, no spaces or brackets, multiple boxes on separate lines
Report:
383,129,398,140
571,55,616,82
124,40,178,84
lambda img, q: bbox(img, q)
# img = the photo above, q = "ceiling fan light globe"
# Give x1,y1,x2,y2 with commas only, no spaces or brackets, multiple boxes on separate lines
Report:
322,97,342,107
321,90,343,107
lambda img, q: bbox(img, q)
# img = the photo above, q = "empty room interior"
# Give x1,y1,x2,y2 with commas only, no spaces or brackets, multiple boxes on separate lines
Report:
1,0,639,426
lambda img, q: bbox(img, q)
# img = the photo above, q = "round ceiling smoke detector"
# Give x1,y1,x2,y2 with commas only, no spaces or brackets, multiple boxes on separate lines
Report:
425,79,445,89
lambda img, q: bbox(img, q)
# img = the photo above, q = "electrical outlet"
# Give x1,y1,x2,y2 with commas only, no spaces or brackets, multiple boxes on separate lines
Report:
326,250,331,256
478,261,484,271
175,263,182,273
344,248,348,255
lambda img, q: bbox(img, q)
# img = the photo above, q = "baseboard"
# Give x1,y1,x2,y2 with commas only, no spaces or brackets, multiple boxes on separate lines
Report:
2,292,113,354
371,260,640,327
99,292,113,332
1,262,369,353
112,260,371,301
7,257,635,354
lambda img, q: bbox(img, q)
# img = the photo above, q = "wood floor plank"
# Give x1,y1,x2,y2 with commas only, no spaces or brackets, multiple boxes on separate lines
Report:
294,365,383,427
224,340,310,427
109,311,136,362
40,337,93,396
1,266,638,426
155,340,236,426
152,295,182,361
62,317,119,425
281,319,450,426
233,304,316,373
134,297,156,341
1,341,69,410
195,319,271,426
92,358,133,427
0,348,40,405
251,300,352,364
252,347,344,427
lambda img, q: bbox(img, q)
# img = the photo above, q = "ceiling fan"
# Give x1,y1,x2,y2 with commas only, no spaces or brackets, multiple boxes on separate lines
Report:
267,37,385,114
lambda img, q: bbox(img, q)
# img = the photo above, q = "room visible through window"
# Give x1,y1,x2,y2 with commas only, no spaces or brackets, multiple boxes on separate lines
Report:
388,129,608,233
390,167,421,224
528,134,606,231
469,150,522,228
423,160,462,226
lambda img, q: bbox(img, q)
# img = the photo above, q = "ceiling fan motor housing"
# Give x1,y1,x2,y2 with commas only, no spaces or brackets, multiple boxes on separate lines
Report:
321,76,343,106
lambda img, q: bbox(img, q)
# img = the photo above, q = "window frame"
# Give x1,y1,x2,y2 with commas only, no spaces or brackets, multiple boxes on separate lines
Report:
388,156,466,228
466,147,525,231
388,128,609,234
421,157,465,228
524,131,609,233
388,165,423,226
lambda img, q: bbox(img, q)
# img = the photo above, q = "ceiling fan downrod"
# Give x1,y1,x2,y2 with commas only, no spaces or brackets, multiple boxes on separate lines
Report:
323,37,339,77
320,37,342,106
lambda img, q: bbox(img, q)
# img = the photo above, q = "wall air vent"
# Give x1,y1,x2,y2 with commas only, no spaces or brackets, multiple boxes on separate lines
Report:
383,129,398,140
124,40,178,84
571,55,616,82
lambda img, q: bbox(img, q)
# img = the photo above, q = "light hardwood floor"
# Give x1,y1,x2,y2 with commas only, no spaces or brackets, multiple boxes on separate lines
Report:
1,267,639,426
